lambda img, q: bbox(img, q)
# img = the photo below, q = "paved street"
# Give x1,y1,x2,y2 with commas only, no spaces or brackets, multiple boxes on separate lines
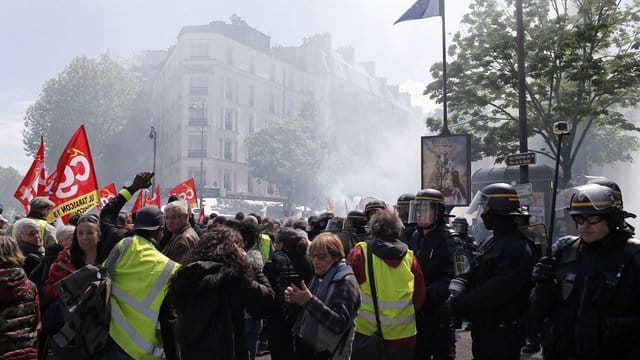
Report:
257,329,543,360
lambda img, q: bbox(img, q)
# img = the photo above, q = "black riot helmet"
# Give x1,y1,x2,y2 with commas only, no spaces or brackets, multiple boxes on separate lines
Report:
587,178,623,207
396,193,415,224
468,183,523,217
343,210,367,232
568,184,625,228
364,200,387,220
409,189,447,229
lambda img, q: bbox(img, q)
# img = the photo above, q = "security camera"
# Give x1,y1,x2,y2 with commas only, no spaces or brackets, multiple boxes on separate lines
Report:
553,121,570,135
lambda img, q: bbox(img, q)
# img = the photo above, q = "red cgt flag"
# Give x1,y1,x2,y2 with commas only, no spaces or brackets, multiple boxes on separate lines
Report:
131,189,147,215
168,178,198,209
96,183,117,211
14,136,47,214
145,185,161,208
47,125,99,222
326,199,334,213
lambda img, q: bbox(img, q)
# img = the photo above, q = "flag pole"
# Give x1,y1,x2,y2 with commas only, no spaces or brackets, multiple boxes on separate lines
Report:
440,0,450,136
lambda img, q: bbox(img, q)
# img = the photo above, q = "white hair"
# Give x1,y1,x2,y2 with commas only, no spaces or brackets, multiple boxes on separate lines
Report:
164,200,189,215
14,218,39,239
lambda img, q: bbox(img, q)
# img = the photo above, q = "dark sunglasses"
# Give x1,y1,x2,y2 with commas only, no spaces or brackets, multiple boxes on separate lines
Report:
572,215,603,225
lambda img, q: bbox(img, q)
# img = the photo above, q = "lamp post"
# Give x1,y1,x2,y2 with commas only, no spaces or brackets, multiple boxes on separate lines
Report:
547,121,570,254
189,101,206,211
148,126,157,189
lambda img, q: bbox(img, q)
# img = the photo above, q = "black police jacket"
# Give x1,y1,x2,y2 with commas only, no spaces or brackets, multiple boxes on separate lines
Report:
450,224,535,324
536,230,640,358
408,225,461,313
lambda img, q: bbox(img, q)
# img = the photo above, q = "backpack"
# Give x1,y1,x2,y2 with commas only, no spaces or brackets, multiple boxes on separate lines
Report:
52,237,130,358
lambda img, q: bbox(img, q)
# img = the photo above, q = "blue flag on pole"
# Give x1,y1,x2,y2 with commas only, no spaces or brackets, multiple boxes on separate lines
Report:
394,0,443,24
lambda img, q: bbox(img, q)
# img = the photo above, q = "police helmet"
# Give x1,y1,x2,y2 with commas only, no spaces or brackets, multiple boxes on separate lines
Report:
364,200,387,220
408,189,447,227
133,206,165,231
467,183,522,217
568,184,622,219
396,193,415,224
343,210,367,230
587,178,623,207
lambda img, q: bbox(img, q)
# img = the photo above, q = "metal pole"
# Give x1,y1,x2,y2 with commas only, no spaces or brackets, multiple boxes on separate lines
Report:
200,102,205,211
149,126,157,190
440,0,450,136
547,133,564,255
516,0,529,184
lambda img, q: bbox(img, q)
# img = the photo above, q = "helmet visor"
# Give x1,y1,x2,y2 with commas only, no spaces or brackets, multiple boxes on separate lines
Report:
568,184,617,214
408,200,438,227
466,190,488,217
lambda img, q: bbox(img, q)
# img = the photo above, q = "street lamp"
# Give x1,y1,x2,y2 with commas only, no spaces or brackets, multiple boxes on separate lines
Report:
148,126,157,189
547,121,570,253
189,101,206,212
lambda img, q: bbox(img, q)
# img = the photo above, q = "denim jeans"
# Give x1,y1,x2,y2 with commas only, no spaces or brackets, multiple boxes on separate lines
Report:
245,317,264,360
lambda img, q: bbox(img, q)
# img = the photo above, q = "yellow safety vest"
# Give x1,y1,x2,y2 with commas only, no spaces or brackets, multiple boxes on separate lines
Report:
256,233,273,260
354,242,417,340
108,235,180,360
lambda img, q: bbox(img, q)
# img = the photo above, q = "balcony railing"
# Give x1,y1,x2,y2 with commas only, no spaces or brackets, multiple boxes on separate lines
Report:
188,150,207,158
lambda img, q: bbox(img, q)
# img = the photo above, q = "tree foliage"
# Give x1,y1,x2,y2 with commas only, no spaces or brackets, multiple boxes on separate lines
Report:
0,166,24,214
424,0,640,183
23,55,141,184
246,116,324,208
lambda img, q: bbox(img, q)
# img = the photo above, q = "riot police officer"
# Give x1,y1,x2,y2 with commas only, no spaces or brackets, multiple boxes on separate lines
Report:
407,189,461,360
445,183,535,360
531,183,640,359
397,193,417,243
451,217,476,252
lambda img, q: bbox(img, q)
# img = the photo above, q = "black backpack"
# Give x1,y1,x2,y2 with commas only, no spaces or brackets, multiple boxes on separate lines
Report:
53,237,131,357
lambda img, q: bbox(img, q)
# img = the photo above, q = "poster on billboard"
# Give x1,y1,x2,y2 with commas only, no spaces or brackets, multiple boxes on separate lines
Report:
421,134,471,207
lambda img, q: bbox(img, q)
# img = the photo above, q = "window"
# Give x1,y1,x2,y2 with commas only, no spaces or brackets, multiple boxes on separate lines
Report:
223,170,232,190
190,76,208,95
248,114,255,133
269,64,276,81
249,56,255,74
268,93,276,114
190,41,209,58
224,108,234,130
224,139,233,160
226,45,233,65
188,135,207,158
224,78,235,101
249,85,255,107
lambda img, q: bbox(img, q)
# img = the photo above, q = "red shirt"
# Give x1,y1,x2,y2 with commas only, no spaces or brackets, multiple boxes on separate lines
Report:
43,248,77,304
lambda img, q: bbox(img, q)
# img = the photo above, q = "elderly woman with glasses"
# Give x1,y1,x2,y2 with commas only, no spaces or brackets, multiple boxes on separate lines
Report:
285,232,361,360
14,218,44,276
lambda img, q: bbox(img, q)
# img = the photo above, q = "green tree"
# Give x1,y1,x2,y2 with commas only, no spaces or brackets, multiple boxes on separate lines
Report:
246,116,324,209
0,166,25,215
424,0,640,183
23,54,141,183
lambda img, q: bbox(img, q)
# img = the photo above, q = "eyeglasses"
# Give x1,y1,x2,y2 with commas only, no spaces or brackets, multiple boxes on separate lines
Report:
78,214,99,224
310,253,330,261
572,215,604,225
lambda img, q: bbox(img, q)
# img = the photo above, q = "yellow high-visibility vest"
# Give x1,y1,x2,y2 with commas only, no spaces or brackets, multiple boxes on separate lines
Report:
354,241,417,340
108,235,179,360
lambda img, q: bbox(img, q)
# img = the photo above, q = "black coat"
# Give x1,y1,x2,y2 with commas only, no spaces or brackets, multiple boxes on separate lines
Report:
169,261,274,360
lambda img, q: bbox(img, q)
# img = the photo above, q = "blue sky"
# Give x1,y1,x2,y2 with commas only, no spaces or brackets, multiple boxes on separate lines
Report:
0,0,472,173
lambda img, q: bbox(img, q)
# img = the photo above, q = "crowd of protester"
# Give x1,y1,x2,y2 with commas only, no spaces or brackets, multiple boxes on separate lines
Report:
1,172,639,360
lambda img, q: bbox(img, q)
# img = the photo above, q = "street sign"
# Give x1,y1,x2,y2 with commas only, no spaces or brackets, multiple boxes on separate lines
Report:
514,183,533,206
505,152,536,166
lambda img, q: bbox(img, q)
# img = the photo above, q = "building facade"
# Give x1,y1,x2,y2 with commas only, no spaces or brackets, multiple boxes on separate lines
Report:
142,15,422,200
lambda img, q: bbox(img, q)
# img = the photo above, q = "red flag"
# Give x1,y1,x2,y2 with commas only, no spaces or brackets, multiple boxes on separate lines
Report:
198,207,205,224
131,189,147,214
326,199,334,213
47,125,99,222
13,136,47,213
344,199,350,214
168,178,199,208
146,185,161,208
96,183,117,210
